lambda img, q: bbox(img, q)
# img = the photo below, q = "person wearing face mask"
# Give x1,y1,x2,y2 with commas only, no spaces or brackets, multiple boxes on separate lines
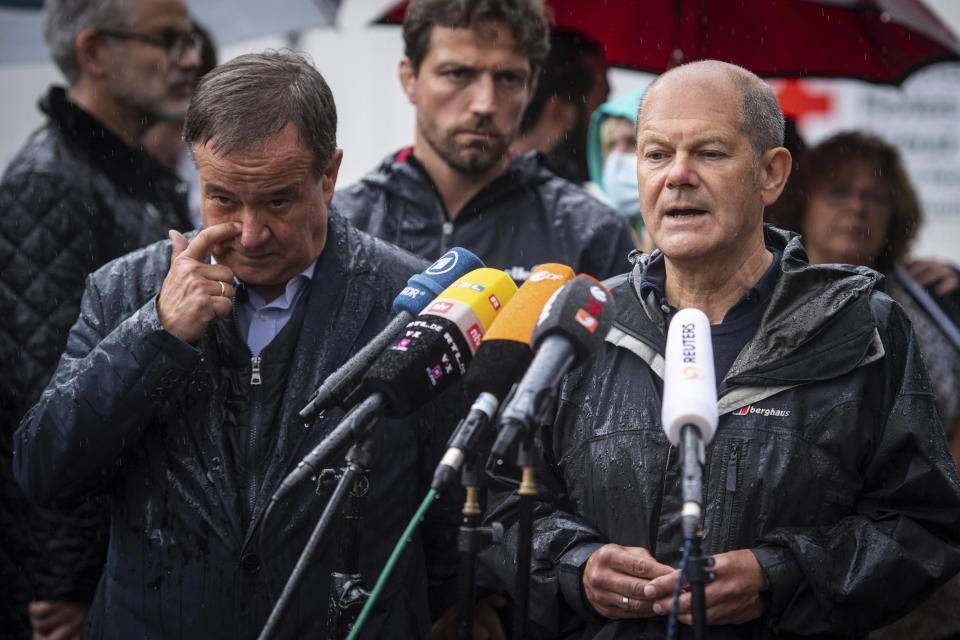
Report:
586,87,653,251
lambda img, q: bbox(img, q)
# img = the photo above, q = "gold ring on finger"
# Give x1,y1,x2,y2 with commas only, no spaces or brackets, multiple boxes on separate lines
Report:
218,280,226,297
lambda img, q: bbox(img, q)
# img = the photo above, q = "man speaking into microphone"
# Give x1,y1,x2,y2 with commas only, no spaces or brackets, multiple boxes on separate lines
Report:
13,52,462,639
484,60,960,639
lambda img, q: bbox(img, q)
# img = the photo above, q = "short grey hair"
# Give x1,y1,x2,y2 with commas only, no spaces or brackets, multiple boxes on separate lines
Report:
43,0,137,84
637,60,784,162
183,51,337,176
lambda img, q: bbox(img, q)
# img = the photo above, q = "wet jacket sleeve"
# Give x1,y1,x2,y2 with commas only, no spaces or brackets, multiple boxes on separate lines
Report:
13,274,202,505
754,295,960,636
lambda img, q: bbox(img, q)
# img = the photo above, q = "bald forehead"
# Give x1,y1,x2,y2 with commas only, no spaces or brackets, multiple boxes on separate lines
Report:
652,61,748,102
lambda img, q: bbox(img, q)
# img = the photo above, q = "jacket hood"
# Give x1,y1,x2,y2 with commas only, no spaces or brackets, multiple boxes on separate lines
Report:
586,87,647,187
615,225,884,390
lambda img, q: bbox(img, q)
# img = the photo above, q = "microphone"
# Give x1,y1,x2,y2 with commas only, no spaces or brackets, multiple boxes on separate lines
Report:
299,247,483,420
661,308,717,540
272,268,517,504
490,275,616,460
430,263,576,492
361,267,517,417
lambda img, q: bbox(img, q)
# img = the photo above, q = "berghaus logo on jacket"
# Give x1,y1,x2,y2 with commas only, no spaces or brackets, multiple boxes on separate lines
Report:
734,405,792,417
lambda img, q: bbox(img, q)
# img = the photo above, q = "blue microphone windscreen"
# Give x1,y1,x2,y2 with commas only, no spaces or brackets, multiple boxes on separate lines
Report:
393,247,484,315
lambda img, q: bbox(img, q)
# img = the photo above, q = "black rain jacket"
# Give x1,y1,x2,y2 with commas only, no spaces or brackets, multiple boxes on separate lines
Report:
332,149,636,281
483,226,960,639
13,215,459,639
0,86,192,635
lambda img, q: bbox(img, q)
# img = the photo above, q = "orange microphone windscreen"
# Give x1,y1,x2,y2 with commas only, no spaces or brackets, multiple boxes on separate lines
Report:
483,263,576,343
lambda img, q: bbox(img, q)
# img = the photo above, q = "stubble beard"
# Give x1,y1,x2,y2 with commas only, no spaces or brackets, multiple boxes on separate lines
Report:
420,116,512,176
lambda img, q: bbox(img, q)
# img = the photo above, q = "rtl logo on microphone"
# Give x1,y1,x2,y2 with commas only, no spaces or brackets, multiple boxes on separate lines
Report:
489,294,501,310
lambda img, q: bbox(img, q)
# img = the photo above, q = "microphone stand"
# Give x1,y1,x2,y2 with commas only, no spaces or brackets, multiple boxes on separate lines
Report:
512,436,537,640
679,424,714,640
257,397,383,640
455,453,503,640
326,472,372,640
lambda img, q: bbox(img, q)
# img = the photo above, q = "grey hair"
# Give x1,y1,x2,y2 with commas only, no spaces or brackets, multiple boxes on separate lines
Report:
43,0,137,84
183,51,337,176
637,60,784,162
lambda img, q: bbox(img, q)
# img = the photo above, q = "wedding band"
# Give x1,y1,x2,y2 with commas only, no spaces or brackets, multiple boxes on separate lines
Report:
218,280,226,297
621,595,630,612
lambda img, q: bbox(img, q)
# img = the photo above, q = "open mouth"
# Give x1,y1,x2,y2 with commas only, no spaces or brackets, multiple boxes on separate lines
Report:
666,208,707,217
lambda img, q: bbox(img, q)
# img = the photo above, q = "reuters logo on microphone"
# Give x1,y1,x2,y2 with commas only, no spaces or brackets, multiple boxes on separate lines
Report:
681,366,700,380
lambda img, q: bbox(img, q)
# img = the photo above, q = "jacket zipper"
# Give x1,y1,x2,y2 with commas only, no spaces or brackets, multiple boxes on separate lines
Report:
247,355,265,521
720,443,741,551
250,356,262,385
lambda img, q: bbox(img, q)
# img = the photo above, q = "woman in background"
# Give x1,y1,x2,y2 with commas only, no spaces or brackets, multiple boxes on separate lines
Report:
769,131,960,639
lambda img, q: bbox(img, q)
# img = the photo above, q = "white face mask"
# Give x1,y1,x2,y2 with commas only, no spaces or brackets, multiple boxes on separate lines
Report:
601,151,642,218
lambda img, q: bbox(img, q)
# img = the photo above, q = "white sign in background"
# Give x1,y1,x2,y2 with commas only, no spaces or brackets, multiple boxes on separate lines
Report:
791,64,960,265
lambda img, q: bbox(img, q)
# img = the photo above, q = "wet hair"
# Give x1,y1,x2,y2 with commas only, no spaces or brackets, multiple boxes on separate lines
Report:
183,51,337,176
637,60,785,162
768,131,921,271
43,0,136,84
403,0,550,76
519,28,602,134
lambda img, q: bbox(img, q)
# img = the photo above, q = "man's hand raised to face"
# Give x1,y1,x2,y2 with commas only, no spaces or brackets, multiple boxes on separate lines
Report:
158,223,241,344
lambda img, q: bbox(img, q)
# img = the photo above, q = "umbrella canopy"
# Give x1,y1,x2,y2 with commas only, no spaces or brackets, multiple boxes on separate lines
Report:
377,0,960,85
0,0,340,65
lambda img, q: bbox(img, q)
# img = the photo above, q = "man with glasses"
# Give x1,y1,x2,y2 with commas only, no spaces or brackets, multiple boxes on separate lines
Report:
0,0,199,637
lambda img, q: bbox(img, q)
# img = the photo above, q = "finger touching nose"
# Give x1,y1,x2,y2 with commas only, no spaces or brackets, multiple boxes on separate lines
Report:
239,214,270,248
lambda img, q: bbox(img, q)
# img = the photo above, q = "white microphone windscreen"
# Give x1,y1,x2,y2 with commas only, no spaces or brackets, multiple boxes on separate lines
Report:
661,308,718,445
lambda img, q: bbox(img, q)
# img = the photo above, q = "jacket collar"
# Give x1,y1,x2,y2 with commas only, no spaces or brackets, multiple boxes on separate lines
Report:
361,148,552,222
609,225,884,391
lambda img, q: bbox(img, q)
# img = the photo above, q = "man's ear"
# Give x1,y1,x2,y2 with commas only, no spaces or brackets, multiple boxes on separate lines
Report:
398,57,418,105
759,147,792,207
321,149,344,204
74,28,110,79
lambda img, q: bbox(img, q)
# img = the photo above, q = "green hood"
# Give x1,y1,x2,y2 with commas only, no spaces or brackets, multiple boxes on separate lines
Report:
586,86,647,187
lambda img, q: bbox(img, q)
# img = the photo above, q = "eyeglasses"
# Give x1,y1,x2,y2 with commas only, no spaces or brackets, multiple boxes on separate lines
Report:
96,27,203,60
822,185,893,209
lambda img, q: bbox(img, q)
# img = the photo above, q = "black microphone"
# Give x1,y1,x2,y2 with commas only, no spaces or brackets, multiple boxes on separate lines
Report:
430,263,576,492
490,275,616,460
299,247,483,421
661,308,717,541
272,268,518,504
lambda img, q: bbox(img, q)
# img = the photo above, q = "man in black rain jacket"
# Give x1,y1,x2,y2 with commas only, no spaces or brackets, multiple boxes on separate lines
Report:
14,52,457,639
333,0,635,282
0,0,198,635
482,60,960,639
